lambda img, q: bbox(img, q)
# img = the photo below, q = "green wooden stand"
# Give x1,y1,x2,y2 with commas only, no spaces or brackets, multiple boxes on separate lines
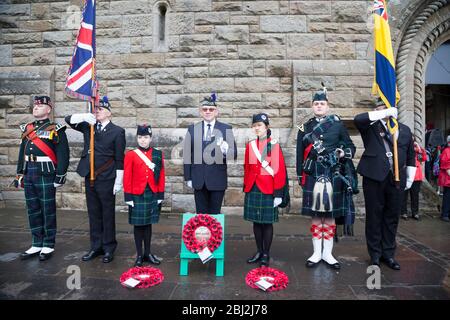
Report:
179,213,225,277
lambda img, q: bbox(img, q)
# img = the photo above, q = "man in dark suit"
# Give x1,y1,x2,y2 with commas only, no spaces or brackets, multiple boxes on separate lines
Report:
65,96,126,263
183,93,237,214
354,98,416,270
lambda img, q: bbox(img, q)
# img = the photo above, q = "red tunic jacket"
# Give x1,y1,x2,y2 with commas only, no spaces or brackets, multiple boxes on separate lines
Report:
438,146,450,187
414,145,427,181
243,137,287,196
123,148,165,201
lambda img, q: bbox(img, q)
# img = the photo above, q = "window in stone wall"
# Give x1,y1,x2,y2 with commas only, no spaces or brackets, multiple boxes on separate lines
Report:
153,2,169,52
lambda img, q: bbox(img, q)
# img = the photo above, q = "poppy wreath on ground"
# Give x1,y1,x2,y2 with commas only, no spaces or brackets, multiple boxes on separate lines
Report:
182,213,223,253
120,267,164,289
245,267,289,292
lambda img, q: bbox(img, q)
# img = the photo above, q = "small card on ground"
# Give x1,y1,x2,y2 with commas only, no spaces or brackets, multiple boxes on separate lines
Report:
123,277,140,288
255,278,273,291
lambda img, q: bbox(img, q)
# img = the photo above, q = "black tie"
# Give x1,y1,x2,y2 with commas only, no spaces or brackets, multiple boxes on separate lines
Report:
205,124,212,142
96,123,102,133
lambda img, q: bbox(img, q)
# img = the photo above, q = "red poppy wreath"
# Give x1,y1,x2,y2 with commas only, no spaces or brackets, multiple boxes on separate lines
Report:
120,267,164,289
182,214,223,253
245,267,289,292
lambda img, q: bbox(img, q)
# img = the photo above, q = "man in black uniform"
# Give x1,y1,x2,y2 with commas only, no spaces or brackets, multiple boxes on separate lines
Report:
17,96,70,261
183,93,237,214
65,96,126,263
354,98,416,270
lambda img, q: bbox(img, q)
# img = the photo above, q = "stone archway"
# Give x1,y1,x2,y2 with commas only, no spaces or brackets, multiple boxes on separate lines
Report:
396,0,450,145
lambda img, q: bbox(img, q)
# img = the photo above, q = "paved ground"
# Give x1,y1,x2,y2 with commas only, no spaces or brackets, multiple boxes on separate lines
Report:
0,208,449,300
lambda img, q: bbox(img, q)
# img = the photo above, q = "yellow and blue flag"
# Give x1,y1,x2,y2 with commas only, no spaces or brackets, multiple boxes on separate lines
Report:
372,0,400,134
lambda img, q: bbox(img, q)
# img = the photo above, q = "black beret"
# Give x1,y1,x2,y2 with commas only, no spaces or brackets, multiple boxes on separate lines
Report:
137,124,152,137
252,113,269,125
98,96,111,111
33,95,52,108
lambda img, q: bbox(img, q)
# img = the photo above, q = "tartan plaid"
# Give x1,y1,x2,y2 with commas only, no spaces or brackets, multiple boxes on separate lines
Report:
301,162,355,219
129,186,160,225
322,223,336,240
23,162,57,248
310,224,322,239
244,185,278,224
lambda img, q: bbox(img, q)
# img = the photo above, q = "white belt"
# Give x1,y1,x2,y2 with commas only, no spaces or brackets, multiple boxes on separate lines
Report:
25,155,52,162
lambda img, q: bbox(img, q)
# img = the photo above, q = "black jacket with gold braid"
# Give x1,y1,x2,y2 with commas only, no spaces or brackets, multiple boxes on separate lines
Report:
17,118,70,184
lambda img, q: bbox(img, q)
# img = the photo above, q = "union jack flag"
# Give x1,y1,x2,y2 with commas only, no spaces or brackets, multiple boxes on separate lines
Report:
373,0,388,20
65,0,97,101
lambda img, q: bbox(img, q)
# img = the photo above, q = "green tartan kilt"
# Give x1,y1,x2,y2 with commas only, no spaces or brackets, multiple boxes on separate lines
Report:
129,186,160,225
244,184,278,224
301,168,354,219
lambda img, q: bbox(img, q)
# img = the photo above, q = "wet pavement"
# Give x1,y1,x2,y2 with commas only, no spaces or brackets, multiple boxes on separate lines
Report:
0,208,449,300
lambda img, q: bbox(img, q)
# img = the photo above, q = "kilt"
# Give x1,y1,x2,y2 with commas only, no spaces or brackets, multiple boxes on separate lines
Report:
244,184,278,224
301,162,355,219
23,162,57,248
129,185,160,225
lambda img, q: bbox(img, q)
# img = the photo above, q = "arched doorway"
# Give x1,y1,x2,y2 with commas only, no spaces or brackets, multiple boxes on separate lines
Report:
424,41,450,183
395,0,450,200
395,0,450,145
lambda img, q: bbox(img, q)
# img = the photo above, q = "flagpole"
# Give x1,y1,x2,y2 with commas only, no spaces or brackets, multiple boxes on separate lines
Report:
393,127,400,186
89,52,96,187
89,98,95,186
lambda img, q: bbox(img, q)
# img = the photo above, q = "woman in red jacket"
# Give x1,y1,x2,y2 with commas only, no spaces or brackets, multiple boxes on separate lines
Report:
438,135,450,222
243,113,287,267
124,124,165,267
402,141,427,220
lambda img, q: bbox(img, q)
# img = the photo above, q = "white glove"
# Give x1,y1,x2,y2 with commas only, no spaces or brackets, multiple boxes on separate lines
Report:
53,183,63,188
220,141,229,154
335,148,345,158
157,200,163,204
126,201,134,207
368,107,398,121
405,166,416,190
273,197,282,207
447,169,450,176
70,113,96,125
113,170,124,195
186,180,193,188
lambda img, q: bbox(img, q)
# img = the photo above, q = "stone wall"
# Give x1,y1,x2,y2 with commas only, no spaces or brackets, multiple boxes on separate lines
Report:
0,0,424,214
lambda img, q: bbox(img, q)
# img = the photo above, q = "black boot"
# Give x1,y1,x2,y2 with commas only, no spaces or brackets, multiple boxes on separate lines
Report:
247,252,262,264
260,254,270,267
134,256,143,267
144,254,161,265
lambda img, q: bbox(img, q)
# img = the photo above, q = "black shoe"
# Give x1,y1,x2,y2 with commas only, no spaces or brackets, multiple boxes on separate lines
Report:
143,254,160,265
305,259,320,268
369,258,380,266
39,252,53,261
260,254,269,267
401,214,408,220
412,214,420,221
247,252,262,264
20,251,40,260
82,249,104,262
324,260,341,270
380,257,400,270
134,256,143,267
441,216,449,222
102,252,114,263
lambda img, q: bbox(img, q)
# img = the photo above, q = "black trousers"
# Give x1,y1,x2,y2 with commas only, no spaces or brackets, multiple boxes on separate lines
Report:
194,185,225,214
85,178,117,253
442,187,450,218
363,173,403,261
402,181,421,216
